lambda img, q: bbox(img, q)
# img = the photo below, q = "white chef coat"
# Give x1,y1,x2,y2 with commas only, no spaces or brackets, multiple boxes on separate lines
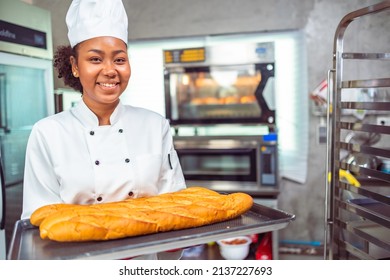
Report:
21,100,186,220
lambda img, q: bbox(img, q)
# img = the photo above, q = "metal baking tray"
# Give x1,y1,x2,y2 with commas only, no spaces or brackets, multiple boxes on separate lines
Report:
344,220,390,250
348,198,390,216
347,198,390,226
7,203,295,260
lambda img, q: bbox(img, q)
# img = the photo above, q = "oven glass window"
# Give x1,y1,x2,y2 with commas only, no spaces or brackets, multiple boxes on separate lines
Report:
169,64,262,121
178,150,257,182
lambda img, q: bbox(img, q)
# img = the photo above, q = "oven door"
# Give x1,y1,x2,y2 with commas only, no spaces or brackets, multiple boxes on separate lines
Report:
177,147,258,182
164,63,275,126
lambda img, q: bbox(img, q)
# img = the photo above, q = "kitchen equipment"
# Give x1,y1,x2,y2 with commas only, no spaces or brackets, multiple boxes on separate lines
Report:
0,0,54,187
325,1,390,260
163,42,275,127
8,203,294,259
174,134,278,196
0,153,6,259
0,0,54,255
0,53,54,186
216,236,252,260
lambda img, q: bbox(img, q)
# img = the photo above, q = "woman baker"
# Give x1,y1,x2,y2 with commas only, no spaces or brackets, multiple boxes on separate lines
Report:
21,0,186,259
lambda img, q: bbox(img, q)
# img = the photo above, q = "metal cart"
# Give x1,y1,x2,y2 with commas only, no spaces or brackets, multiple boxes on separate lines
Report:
325,1,390,259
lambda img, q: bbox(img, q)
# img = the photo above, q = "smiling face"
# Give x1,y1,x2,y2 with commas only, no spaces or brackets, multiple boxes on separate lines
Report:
70,36,131,110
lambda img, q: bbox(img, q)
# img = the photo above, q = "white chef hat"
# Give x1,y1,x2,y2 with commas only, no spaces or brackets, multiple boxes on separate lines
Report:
66,0,128,48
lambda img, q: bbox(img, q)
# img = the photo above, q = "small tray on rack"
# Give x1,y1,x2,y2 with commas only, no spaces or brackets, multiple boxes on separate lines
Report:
345,220,390,250
348,198,390,217
8,203,295,260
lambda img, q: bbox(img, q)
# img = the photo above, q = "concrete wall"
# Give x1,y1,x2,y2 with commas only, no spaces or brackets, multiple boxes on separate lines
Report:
31,0,386,247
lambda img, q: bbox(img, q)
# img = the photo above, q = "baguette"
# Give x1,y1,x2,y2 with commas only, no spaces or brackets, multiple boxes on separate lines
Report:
30,186,253,242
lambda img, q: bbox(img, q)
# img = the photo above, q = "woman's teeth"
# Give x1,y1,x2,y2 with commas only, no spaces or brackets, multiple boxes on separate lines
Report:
100,83,116,88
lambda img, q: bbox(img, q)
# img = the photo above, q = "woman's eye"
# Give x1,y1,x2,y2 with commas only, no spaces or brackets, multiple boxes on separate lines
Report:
115,58,127,64
89,57,102,63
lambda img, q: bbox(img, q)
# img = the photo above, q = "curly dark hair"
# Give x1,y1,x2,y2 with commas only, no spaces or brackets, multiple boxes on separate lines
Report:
53,45,83,93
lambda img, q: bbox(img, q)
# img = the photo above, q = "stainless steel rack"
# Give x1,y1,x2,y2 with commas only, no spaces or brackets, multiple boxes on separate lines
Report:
325,1,390,260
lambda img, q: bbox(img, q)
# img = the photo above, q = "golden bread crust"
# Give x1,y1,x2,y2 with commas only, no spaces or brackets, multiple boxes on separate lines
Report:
31,186,253,242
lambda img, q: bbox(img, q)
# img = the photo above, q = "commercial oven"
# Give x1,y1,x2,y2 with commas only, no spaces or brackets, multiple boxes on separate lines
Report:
164,42,275,127
174,134,278,197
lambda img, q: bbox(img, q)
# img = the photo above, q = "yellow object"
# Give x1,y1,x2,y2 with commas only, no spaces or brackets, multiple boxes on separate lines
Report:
328,169,360,187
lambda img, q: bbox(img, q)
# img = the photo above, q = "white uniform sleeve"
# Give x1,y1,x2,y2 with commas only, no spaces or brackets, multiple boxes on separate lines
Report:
21,124,62,219
157,119,186,194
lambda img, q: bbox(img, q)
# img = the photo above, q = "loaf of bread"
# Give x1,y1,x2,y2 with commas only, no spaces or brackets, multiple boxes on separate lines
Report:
30,187,253,242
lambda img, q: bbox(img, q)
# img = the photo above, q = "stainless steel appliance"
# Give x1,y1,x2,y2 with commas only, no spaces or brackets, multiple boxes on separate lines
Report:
164,42,275,127
174,134,278,197
0,0,54,187
0,154,6,259
0,0,54,254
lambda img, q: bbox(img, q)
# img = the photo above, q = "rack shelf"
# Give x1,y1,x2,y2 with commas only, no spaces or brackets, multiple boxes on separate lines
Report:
342,52,390,60
325,1,390,260
341,78,390,89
